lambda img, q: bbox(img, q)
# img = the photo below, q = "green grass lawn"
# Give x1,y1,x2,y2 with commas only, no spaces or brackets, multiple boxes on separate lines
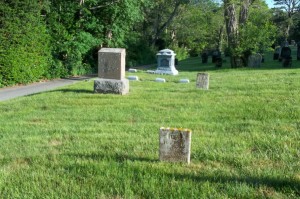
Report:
0,49,299,198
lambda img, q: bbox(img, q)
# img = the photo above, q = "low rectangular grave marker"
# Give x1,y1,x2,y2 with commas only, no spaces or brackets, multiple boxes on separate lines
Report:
159,127,192,164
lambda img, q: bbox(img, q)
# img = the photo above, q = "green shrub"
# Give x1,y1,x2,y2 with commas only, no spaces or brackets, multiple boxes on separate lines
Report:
126,38,157,68
170,45,189,61
0,0,51,86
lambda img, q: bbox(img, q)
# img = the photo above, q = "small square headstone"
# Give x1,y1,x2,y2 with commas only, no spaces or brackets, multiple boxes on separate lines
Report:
98,48,125,80
196,73,209,90
159,127,192,164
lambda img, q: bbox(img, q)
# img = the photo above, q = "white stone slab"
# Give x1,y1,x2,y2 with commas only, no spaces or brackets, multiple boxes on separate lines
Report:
127,76,139,81
155,78,166,83
128,68,138,73
179,79,190,83
147,70,156,74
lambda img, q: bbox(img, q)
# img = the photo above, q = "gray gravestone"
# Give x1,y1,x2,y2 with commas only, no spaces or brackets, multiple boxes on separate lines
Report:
196,73,209,90
155,49,178,75
248,53,262,67
159,127,192,164
94,48,129,95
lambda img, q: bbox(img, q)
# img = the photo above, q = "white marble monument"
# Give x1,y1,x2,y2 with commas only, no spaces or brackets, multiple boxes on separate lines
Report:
155,49,178,75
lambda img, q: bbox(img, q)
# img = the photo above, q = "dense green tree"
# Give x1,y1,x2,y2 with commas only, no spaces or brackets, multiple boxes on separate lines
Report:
168,0,224,58
45,0,147,76
273,0,300,38
0,0,51,86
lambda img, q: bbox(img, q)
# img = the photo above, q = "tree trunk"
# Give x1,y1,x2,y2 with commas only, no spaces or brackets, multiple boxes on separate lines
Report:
239,0,251,26
217,25,224,51
151,2,181,46
224,1,239,67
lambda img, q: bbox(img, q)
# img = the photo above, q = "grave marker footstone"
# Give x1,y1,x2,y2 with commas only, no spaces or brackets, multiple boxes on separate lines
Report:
159,127,192,164
196,73,209,90
128,68,138,73
127,76,139,81
155,78,166,83
179,79,190,83
94,48,129,95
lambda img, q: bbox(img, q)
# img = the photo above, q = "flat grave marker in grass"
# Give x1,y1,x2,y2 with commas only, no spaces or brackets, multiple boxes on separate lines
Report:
159,127,192,164
94,48,129,95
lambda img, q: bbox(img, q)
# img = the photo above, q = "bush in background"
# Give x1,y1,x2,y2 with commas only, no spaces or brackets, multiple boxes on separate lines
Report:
0,0,51,87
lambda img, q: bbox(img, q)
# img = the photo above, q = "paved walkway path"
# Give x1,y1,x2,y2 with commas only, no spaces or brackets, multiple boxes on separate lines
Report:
0,75,95,102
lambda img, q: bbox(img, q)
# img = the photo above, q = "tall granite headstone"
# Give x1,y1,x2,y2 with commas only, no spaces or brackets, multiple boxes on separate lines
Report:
94,48,129,95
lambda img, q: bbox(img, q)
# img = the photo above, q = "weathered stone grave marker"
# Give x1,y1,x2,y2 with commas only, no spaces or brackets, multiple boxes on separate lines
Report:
94,48,129,95
248,53,262,67
159,127,192,164
196,73,209,90
155,49,178,75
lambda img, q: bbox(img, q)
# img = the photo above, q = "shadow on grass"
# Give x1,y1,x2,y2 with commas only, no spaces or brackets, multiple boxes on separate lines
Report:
64,151,299,194
52,88,94,94
24,88,94,98
170,172,300,194
65,151,158,163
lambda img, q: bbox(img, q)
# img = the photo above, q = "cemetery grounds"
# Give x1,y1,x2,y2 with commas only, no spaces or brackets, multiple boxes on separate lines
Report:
0,47,299,198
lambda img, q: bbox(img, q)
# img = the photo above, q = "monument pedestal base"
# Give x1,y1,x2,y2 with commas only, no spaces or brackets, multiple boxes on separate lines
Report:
94,78,129,95
154,69,178,75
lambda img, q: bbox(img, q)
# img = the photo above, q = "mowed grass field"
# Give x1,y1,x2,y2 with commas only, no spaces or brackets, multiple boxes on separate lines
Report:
0,48,299,198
